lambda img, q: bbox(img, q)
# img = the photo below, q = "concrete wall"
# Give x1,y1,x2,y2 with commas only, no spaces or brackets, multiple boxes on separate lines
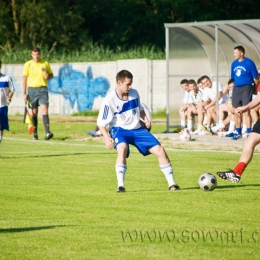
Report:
3,59,167,115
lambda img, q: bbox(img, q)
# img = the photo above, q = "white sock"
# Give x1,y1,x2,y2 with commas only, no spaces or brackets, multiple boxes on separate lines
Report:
0,134,2,143
228,121,235,132
181,119,185,129
187,120,193,131
212,122,225,132
203,116,207,125
160,163,175,187
198,125,202,131
242,124,247,134
115,164,127,187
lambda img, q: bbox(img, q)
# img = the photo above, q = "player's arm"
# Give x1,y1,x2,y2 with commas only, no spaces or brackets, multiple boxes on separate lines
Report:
140,109,151,130
98,126,114,149
44,62,53,80
236,94,260,114
254,76,259,87
23,75,28,102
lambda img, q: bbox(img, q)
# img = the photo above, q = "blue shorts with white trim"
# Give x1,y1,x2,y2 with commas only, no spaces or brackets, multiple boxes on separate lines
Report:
110,127,160,158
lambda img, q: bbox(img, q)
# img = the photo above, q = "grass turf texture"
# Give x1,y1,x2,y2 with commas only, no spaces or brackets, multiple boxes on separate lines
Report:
1,116,260,259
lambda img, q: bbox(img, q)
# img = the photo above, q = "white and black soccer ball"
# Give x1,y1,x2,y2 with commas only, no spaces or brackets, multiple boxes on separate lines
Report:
198,173,217,191
179,128,191,141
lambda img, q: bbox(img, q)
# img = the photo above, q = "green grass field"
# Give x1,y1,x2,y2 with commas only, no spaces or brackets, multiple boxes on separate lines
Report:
1,116,260,259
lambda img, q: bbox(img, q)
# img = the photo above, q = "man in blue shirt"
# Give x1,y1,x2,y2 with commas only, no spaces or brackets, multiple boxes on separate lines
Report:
230,46,258,140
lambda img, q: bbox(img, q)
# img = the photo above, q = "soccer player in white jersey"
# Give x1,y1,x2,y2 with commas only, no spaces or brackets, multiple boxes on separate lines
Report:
0,60,15,143
97,70,180,192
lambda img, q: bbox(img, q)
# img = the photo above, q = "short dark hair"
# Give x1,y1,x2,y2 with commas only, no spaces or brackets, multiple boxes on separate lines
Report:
234,45,245,54
180,79,188,85
228,78,234,84
31,46,41,53
116,70,133,82
200,75,210,82
197,77,202,84
188,79,196,85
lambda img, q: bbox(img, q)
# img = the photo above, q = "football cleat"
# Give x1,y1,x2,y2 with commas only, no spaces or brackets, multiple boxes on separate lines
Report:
201,125,214,136
45,132,54,140
169,184,180,190
217,169,241,183
33,134,38,140
117,186,126,193
231,131,242,140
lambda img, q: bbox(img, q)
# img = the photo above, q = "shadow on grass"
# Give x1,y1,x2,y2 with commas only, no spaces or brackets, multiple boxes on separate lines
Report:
0,225,75,233
127,183,260,192
2,151,114,159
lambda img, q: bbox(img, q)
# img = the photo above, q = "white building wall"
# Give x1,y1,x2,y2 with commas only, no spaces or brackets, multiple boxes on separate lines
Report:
2,59,167,115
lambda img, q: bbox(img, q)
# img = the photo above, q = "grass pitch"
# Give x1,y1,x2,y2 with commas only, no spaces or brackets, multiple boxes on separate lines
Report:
1,116,260,259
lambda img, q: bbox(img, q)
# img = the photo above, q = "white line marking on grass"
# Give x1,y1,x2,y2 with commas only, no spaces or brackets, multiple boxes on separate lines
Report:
5,137,260,155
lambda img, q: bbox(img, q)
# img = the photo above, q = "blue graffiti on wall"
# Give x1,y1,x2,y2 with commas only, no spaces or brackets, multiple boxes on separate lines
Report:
48,64,110,112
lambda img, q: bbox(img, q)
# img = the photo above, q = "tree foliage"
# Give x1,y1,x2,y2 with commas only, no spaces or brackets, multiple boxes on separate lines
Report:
0,0,259,53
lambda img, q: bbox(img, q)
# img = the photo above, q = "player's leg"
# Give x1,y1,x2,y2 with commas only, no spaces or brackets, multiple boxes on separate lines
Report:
115,142,128,192
39,88,53,140
28,87,39,140
149,144,180,190
217,119,260,183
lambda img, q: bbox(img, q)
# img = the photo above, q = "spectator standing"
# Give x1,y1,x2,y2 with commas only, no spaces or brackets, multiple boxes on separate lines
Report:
229,46,259,140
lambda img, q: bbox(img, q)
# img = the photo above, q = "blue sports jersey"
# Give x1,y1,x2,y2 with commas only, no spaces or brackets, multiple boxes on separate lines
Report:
231,57,258,87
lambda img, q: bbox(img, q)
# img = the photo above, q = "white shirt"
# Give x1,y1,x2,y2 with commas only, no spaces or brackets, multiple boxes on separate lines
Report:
97,88,142,130
0,74,15,108
188,89,203,105
202,81,223,103
183,91,189,104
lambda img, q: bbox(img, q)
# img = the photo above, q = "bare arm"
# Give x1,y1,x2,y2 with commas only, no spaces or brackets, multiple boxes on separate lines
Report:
23,75,28,102
236,94,260,114
98,126,114,149
140,110,151,130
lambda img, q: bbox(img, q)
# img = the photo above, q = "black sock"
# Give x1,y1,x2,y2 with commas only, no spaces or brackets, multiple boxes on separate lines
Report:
43,115,50,134
32,116,38,135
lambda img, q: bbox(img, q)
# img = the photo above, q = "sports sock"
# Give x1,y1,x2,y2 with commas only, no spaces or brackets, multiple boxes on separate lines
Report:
32,116,38,135
43,115,50,134
242,124,247,134
160,163,175,187
187,120,193,131
0,134,2,143
115,164,127,187
212,122,225,132
228,121,235,133
233,162,247,175
181,119,185,129
246,128,251,134
236,127,242,135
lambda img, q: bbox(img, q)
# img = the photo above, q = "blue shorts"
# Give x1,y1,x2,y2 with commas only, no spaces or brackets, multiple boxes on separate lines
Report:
110,127,160,158
0,106,9,131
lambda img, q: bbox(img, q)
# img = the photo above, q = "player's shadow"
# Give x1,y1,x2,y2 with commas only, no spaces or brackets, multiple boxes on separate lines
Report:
3,151,114,159
129,183,260,192
215,183,260,189
0,225,75,233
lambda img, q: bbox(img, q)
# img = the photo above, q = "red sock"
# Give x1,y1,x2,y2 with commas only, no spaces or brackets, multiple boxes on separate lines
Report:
233,162,247,175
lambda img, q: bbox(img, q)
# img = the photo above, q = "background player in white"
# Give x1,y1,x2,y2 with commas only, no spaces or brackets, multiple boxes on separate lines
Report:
0,60,15,143
97,70,180,192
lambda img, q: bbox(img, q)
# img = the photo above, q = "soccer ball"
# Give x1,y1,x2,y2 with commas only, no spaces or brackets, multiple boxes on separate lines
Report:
179,128,191,141
198,173,217,191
